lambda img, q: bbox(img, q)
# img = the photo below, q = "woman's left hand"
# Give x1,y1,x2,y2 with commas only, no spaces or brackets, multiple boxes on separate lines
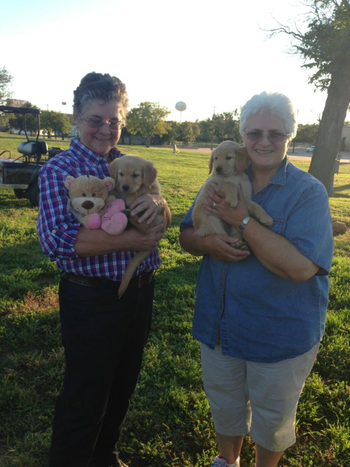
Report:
129,194,160,224
204,183,249,229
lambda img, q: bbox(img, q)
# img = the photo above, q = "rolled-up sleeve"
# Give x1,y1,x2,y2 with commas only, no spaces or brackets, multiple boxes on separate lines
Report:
37,165,80,261
285,183,333,275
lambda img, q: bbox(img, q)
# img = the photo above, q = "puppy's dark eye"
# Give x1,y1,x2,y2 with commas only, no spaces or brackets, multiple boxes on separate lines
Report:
92,193,96,197
119,172,123,177
214,157,218,160
226,156,232,160
82,193,87,197
133,173,139,178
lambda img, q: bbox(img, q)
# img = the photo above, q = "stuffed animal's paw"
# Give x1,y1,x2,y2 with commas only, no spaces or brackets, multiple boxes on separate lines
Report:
101,212,128,235
101,198,128,235
104,198,126,215
87,213,102,229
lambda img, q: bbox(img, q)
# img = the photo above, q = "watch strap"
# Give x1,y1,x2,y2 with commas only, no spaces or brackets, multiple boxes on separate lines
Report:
239,216,251,231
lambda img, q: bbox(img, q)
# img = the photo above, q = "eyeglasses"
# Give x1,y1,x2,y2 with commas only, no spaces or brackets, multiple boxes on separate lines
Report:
243,130,291,143
80,114,124,130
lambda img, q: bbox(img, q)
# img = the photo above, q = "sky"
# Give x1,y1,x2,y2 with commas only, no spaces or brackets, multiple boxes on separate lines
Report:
2,0,349,125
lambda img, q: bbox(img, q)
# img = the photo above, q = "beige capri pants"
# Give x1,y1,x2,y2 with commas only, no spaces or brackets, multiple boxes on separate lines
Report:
201,343,319,452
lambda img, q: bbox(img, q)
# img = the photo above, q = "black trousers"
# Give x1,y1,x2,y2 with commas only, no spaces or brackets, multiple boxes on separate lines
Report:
49,276,154,467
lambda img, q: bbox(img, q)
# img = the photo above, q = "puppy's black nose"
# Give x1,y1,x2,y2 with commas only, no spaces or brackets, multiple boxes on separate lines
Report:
82,200,94,209
216,166,222,174
122,184,130,191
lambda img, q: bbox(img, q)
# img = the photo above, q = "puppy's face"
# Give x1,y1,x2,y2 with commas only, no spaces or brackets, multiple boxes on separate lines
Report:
209,141,249,176
109,155,157,195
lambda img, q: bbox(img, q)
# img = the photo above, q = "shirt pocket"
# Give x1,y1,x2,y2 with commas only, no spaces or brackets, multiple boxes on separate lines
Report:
269,217,285,235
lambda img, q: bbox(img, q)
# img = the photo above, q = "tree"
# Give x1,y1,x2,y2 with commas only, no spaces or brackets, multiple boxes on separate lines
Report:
126,102,171,147
41,110,72,139
52,112,72,140
0,67,12,105
166,121,180,144
269,0,350,193
176,121,200,145
8,102,40,134
197,119,215,143
294,123,319,145
212,111,241,143
0,67,13,128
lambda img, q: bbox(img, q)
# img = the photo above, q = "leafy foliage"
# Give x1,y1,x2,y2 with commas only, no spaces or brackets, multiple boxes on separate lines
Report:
270,0,350,89
127,102,171,146
294,123,319,145
212,111,241,143
0,67,13,105
269,0,350,192
175,121,201,144
8,102,40,134
40,110,72,138
298,0,350,89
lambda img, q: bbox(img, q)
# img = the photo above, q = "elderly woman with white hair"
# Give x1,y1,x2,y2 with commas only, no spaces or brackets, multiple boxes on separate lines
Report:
179,92,333,467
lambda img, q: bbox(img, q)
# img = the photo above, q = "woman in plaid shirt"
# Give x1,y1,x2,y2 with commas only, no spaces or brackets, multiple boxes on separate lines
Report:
37,72,168,467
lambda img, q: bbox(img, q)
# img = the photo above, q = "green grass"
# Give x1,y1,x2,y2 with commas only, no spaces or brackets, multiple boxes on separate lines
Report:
0,140,349,466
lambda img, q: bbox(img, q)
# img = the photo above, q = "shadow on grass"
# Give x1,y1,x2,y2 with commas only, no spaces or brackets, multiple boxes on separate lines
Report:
333,184,350,198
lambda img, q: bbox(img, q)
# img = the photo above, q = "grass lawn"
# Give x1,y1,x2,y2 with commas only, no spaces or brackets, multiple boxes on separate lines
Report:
0,139,349,466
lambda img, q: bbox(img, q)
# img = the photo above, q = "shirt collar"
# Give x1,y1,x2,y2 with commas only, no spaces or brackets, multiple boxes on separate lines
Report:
70,138,121,165
246,156,290,187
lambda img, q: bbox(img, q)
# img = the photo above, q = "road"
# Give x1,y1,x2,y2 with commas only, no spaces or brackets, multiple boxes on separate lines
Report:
180,145,350,163
287,148,350,162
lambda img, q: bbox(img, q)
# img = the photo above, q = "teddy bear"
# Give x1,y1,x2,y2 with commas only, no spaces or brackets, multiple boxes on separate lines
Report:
64,174,128,235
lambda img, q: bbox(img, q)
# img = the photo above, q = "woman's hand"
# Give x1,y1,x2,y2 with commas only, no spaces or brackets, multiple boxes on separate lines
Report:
123,223,165,251
205,234,250,262
204,183,249,229
129,194,161,225
179,228,250,263
75,222,164,257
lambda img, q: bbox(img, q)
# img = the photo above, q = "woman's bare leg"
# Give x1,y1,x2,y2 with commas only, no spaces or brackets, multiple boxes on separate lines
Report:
216,433,243,464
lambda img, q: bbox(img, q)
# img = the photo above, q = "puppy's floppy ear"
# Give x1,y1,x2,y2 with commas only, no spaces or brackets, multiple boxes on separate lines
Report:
143,160,158,188
235,147,250,173
209,149,215,174
109,159,119,179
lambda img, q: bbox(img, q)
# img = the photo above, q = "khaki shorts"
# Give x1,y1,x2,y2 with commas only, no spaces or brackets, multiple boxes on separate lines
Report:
201,343,319,452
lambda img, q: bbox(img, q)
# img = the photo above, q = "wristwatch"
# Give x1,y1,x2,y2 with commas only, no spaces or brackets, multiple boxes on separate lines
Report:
239,216,251,231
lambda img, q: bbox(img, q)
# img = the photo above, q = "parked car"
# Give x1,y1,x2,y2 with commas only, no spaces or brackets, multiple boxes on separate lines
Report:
306,145,315,153
0,105,62,206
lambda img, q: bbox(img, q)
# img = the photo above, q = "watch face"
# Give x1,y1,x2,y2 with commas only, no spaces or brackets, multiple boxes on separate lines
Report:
239,216,251,230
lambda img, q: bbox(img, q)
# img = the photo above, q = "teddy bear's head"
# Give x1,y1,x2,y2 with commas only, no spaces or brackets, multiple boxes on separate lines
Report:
65,175,115,215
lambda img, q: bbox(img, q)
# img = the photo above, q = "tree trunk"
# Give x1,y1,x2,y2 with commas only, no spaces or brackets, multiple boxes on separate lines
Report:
308,66,350,194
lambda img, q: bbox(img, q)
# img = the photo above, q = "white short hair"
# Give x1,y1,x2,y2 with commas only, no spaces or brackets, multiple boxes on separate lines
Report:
239,92,298,140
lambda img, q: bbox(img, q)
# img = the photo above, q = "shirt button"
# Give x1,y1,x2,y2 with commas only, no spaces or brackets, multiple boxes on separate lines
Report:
52,229,57,234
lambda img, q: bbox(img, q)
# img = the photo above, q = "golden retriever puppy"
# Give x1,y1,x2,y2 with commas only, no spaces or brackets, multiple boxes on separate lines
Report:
193,140,273,239
109,155,171,298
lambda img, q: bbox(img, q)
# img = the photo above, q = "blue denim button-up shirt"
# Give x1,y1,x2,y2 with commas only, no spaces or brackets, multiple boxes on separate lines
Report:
180,158,333,363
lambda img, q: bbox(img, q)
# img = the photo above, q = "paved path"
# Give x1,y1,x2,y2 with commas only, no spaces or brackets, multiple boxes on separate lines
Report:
179,146,350,163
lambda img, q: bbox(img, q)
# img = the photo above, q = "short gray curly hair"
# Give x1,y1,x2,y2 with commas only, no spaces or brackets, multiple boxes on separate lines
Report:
73,72,129,121
239,91,298,140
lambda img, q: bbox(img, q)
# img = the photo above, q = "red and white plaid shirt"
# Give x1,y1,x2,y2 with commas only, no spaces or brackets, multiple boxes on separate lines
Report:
37,138,161,280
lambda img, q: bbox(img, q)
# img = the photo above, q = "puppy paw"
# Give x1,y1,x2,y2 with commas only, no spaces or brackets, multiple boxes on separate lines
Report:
260,215,274,227
234,240,250,251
